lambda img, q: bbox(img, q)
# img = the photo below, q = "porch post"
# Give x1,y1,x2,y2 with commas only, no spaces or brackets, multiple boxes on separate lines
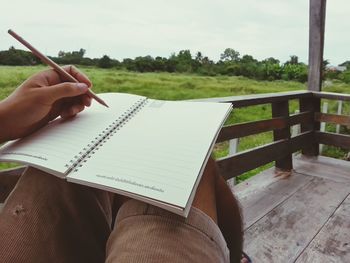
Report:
308,0,327,91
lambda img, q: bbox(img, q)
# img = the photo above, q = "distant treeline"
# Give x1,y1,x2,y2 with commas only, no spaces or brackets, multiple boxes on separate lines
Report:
1,46,350,83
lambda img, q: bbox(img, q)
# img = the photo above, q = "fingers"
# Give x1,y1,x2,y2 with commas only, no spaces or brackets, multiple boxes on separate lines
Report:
30,65,92,87
60,103,85,119
62,65,92,87
42,82,89,103
82,94,92,107
59,94,92,119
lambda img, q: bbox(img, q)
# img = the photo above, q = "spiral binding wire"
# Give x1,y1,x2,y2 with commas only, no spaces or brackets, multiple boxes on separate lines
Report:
65,98,149,174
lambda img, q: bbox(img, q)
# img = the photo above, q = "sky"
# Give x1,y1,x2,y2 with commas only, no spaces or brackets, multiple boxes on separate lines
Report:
0,0,348,66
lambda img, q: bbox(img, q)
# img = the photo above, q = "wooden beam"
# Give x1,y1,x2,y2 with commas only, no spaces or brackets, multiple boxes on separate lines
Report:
216,132,312,179
300,97,321,155
191,90,312,108
315,131,350,149
216,117,285,142
272,101,293,170
315,112,350,126
308,0,327,92
313,91,350,102
289,111,314,126
217,140,289,180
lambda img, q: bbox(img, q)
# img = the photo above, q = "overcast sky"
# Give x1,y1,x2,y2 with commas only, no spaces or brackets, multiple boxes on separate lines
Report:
0,0,348,65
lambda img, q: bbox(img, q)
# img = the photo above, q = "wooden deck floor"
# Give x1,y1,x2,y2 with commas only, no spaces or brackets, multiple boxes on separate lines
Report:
234,155,350,263
0,155,349,262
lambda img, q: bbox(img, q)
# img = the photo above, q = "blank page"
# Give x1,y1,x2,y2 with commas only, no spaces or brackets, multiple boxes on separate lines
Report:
68,99,231,210
0,93,146,176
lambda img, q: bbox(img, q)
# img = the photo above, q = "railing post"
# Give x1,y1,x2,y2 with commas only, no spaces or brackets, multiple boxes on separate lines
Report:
308,0,327,92
300,96,321,156
319,101,328,153
272,100,292,170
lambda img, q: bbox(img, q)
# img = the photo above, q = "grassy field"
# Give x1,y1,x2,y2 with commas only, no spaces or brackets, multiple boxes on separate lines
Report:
1,66,349,182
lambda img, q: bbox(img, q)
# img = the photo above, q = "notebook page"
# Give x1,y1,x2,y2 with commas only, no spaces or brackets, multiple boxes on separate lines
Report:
68,100,231,209
0,93,146,176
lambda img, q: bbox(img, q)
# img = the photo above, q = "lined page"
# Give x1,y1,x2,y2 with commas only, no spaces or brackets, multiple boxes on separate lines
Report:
68,99,231,209
0,93,146,176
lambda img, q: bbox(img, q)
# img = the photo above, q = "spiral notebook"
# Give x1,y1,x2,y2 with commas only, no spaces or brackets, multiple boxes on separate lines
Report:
0,93,232,217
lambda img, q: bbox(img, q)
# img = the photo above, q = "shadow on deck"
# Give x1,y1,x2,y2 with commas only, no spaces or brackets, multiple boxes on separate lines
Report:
236,155,350,262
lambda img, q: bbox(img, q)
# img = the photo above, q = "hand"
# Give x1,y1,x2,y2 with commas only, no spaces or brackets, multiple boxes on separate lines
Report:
0,65,92,143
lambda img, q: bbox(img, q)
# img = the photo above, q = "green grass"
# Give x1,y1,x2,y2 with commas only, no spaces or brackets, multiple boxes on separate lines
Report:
1,66,349,181
0,66,306,100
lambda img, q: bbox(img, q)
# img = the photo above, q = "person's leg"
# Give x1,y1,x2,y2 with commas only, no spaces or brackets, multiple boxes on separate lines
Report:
214,162,245,263
194,157,244,263
0,167,113,263
106,157,243,263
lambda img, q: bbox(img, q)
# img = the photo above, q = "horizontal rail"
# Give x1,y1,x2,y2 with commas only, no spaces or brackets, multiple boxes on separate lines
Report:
315,112,350,126
313,91,350,102
192,90,312,108
289,111,313,126
217,117,285,142
216,111,313,142
315,131,350,149
217,131,313,179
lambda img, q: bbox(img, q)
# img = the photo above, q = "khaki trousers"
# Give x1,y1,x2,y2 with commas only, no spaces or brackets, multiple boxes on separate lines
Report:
0,167,229,263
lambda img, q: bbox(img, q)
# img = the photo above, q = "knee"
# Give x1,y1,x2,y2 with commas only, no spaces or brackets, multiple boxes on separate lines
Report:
192,157,218,223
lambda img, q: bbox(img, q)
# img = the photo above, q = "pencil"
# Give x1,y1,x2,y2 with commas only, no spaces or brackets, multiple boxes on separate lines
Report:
8,29,109,108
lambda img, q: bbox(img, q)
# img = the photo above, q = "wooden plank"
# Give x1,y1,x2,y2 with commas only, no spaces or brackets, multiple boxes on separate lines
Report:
313,91,350,102
308,0,326,92
290,131,314,153
272,100,292,170
296,194,350,263
315,131,350,149
234,168,313,229
244,177,350,263
217,132,312,179
216,111,313,143
315,112,350,126
217,139,289,179
191,90,312,108
300,97,321,155
216,117,285,142
294,155,350,183
289,111,313,127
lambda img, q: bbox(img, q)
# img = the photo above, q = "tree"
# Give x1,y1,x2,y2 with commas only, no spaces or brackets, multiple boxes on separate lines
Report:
0,46,40,65
286,55,299,65
174,50,194,72
240,55,257,63
220,48,240,62
134,56,155,72
262,57,280,64
56,48,86,64
339,61,350,69
195,52,203,63
98,55,112,68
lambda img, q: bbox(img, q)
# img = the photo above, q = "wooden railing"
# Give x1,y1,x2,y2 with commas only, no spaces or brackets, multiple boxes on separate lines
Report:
1,90,350,190
208,90,350,180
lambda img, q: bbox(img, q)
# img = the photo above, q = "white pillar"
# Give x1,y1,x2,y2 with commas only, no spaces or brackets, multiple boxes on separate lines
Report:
319,102,328,153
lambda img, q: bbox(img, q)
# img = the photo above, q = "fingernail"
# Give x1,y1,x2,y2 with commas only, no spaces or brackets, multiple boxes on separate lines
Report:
76,83,88,90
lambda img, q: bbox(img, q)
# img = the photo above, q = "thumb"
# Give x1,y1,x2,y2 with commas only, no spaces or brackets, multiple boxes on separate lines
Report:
43,82,89,102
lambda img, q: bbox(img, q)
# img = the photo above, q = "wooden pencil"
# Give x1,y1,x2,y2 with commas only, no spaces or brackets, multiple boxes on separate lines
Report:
8,29,109,108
